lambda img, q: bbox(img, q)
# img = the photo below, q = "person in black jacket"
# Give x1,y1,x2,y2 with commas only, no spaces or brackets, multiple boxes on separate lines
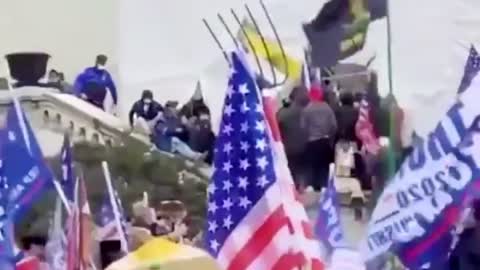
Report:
129,90,164,135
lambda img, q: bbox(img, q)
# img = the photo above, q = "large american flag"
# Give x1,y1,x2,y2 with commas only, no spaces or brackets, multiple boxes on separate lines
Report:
458,45,480,94
355,99,380,155
206,50,324,270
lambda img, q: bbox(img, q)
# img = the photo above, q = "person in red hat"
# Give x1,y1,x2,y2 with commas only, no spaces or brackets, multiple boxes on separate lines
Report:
301,86,338,190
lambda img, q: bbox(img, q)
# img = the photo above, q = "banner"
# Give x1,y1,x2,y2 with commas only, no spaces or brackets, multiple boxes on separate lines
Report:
362,80,480,268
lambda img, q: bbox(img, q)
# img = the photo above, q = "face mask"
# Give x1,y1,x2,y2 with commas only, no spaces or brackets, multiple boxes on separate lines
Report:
96,65,106,70
143,99,152,104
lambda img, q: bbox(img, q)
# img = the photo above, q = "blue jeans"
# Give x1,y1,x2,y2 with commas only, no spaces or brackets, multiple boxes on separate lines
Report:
171,137,201,159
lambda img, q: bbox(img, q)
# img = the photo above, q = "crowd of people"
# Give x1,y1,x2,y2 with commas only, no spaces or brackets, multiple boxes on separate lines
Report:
38,53,480,269
277,75,405,196
46,54,216,165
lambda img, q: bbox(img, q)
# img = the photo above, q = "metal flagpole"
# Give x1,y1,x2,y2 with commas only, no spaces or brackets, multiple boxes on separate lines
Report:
385,0,397,183
102,161,129,252
386,0,394,95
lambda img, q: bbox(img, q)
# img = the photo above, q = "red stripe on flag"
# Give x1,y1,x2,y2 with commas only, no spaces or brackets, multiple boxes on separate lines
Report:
272,252,305,270
262,97,282,141
228,206,289,270
311,258,325,270
403,206,461,261
301,221,315,239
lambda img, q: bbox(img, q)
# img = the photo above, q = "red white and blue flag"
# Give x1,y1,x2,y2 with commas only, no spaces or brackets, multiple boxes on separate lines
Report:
96,192,129,253
205,50,324,270
355,99,380,155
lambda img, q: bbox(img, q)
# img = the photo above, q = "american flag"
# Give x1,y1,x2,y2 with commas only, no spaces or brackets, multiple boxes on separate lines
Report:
96,192,129,253
458,45,480,94
206,50,324,270
355,99,380,155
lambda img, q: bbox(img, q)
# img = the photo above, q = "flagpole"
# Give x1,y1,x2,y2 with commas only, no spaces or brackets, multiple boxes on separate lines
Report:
102,161,129,252
385,0,397,178
386,0,394,95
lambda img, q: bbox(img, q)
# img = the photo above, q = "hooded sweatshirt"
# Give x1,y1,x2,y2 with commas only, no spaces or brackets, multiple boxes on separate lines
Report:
301,87,338,142
73,67,117,104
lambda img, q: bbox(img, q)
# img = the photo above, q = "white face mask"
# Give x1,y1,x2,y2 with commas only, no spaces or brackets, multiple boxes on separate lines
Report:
143,99,152,104
96,65,106,70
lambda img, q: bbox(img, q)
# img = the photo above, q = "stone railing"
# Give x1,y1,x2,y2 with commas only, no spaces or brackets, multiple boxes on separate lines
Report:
0,86,150,148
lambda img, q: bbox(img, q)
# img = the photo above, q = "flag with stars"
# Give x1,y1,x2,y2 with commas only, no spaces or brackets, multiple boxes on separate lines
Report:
355,99,380,155
458,45,480,94
205,50,324,270
96,193,129,253
61,134,75,203
262,87,325,269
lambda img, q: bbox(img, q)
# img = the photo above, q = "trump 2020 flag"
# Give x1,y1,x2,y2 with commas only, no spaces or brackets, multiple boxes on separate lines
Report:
361,49,480,269
316,164,347,254
205,50,324,270
0,104,52,219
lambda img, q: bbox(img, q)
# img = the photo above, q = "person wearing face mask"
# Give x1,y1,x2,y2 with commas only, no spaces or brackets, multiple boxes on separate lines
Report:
129,90,164,135
73,54,117,111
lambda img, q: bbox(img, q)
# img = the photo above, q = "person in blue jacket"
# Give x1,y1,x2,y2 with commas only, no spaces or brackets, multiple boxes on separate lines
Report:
73,54,117,110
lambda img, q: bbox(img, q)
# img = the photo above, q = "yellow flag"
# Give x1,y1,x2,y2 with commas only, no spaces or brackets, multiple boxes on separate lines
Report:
239,23,302,81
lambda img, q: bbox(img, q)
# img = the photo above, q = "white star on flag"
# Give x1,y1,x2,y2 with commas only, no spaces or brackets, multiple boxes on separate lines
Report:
223,180,233,193
255,138,267,151
224,104,235,116
239,159,250,170
256,156,269,170
239,197,252,209
223,215,233,229
222,198,233,210
239,83,250,95
223,142,233,155
240,122,249,133
223,124,234,136
255,121,266,133
240,141,250,152
223,161,233,173
238,177,248,190
208,201,218,213
208,221,218,233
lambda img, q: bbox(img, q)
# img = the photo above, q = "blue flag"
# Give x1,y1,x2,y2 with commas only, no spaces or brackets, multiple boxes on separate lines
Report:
457,45,480,94
0,104,53,219
60,134,75,203
363,85,480,268
315,165,347,254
